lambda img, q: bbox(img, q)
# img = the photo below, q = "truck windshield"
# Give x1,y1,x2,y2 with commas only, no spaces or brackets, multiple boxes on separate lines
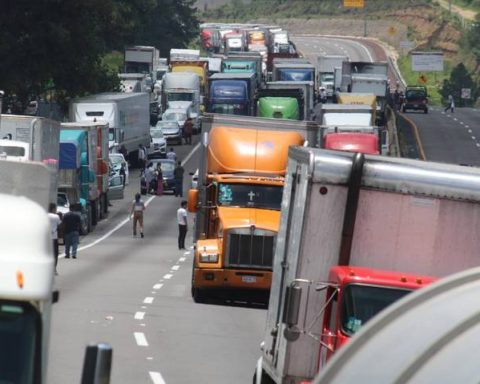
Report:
278,69,314,81
341,284,412,336
0,145,25,157
217,183,283,210
210,104,247,115
320,73,334,82
168,93,193,102
0,300,40,383
108,128,115,142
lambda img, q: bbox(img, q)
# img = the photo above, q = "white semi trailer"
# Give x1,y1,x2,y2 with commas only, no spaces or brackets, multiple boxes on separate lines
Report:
69,92,150,164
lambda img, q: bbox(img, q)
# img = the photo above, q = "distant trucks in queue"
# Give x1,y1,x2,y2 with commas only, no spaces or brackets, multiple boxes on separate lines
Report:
317,55,348,98
124,45,160,74
257,148,480,384
69,92,151,164
187,114,319,303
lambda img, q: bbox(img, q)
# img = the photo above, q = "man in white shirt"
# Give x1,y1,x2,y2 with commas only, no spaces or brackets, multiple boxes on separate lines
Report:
177,200,188,250
48,203,62,275
138,144,146,173
166,147,177,162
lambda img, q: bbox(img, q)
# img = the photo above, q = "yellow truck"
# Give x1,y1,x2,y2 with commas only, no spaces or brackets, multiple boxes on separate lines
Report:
188,114,318,302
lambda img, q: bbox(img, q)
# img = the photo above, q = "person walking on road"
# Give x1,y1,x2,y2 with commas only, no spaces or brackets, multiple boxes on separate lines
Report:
177,200,188,250
156,165,164,196
444,94,455,113
131,193,146,238
138,144,147,174
183,118,193,145
48,203,62,274
174,161,184,197
62,204,81,259
166,147,177,162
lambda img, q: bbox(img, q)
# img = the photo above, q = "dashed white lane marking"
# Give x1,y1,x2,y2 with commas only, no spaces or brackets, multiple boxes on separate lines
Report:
468,129,473,133
179,257,186,262
466,125,470,128
476,143,480,147
147,357,153,361
163,274,173,279
171,265,180,271
135,312,145,320
149,371,166,384
153,283,164,290
454,117,458,121
143,297,154,304
134,332,149,347
472,136,476,140
184,251,191,255
460,121,464,125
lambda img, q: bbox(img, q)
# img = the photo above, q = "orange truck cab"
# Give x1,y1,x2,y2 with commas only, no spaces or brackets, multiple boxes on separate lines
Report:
188,115,316,303
317,266,437,372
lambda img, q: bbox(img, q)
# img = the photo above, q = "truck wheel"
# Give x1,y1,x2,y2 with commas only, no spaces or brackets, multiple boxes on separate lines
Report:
91,201,98,226
192,287,207,303
87,205,92,234
98,197,105,220
252,370,275,384
104,194,109,215
402,106,406,113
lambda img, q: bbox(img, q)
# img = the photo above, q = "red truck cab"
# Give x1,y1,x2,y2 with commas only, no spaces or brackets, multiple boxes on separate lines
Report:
318,266,437,370
324,132,379,155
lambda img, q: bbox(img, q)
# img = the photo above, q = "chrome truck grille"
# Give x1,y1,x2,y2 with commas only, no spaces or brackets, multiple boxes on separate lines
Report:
225,228,276,269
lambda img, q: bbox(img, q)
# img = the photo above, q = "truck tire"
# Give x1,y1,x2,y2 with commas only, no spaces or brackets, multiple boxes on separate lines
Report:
87,205,92,234
91,201,98,226
192,287,207,303
98,196,105,220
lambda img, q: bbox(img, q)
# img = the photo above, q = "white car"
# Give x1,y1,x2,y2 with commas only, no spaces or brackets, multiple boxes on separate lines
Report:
156,119,183,145
149,126,167,157
109,153,129,185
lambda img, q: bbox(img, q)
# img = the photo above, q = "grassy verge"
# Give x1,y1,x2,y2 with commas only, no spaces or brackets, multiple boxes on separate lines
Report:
452,0,480,13
397,55,454,105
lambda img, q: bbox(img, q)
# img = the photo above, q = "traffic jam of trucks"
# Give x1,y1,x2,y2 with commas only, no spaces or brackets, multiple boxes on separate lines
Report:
0,19,478,383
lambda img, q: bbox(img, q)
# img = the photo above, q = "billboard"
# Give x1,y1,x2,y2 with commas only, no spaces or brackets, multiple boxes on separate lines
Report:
411,51,444,72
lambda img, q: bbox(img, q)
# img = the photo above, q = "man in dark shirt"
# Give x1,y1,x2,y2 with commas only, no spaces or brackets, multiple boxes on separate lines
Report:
173,161,185,197
62,204,82,259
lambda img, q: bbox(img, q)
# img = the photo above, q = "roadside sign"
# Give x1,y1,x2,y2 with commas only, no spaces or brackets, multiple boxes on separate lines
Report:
344,0,364,8
461,88,472,99
411,51,444,72
418,75,428,84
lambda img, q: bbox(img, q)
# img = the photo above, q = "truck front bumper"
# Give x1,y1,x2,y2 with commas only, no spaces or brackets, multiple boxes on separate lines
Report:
193,268,272,290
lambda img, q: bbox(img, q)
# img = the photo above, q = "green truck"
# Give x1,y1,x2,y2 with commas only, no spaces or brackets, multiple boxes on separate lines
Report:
257,97,299,120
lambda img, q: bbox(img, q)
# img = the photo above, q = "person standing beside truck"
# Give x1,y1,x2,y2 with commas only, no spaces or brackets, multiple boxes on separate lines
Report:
130,193,146,238
177,200,188,250
183,118,193,145
174,161,184,197
48,203,62,274
138,144,146,174
63,204,81,259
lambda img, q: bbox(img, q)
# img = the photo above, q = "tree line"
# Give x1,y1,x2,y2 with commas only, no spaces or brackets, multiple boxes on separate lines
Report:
0,0,199,113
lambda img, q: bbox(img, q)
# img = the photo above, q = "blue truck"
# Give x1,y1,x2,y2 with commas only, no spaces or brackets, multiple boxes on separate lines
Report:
208,73,257,116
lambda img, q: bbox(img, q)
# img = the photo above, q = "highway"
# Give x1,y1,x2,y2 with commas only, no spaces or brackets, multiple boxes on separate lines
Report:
404,107,480,165
292,35,480,164
47,137,266,383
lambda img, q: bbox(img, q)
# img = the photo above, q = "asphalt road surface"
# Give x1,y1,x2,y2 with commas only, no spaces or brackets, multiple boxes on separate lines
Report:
402,106,480,166
47,136,267,384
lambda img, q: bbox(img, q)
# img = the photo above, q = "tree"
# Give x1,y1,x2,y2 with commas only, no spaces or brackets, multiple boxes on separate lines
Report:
0,0,199,112
133,0,200,54
441,63,478,107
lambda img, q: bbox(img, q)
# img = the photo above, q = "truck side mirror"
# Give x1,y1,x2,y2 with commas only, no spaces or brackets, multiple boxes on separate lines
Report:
52,290,60,304
188,189,199,213
81,343,113,384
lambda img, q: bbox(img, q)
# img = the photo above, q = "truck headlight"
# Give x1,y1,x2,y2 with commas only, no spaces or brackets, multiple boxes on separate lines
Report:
200,253,219,263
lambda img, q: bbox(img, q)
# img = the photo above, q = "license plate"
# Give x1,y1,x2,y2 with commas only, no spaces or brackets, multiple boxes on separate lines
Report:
242,276,257,283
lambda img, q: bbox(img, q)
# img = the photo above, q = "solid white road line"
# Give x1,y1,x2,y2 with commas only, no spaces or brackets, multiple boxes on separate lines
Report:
149,371,166,384
143,297,154,304
135,312,145,320
163,274,173,279
181,141,200,167
134,332,149,347
60,195,156,257
153,283,164,290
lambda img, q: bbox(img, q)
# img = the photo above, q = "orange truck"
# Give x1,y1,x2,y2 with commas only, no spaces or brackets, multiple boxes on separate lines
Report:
188,114,319,302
